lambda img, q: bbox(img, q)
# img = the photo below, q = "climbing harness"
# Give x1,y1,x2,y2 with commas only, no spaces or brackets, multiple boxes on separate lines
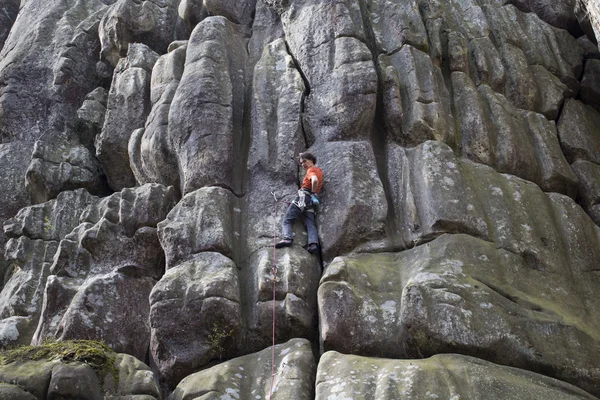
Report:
292,188,318,214
292,189,307,210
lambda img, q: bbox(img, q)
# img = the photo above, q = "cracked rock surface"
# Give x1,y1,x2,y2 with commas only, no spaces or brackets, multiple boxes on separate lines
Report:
0,0,600,397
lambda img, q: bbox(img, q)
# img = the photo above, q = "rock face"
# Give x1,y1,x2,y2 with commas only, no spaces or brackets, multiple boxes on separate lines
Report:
317,352,597,400
129,41,187,191
170,16,247,195
1,0,600,398
32,184,177,362
319,231,600,394
1,190,99,347
0,0,111,311
152,187,321,387
96,44,159,191
0,352,160,399
168,338,315,400
99,0,187,67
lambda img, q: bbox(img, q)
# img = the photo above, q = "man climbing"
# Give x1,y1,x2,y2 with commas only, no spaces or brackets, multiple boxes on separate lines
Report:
275,152,323,255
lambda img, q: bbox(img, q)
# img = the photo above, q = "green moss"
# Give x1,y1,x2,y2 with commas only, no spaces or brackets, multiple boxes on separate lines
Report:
0,340,119,388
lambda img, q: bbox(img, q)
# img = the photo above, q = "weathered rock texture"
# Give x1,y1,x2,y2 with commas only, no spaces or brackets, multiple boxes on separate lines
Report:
152,187,320,387
32,184,176,362
1,190,99,347
319,231,600,395
317,352,597,400
168,338,315,400
0,0,111,313
99,0,187,67
0,353,160,399
96,43,159,191
0,0,599,398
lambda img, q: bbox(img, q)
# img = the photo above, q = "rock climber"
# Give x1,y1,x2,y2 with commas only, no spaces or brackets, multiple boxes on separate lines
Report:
275,152,323,254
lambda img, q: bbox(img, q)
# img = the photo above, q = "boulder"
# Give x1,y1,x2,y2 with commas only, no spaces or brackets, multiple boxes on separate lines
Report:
0,360,57,399
379,45,454,146
580,59,600,112
316,352,597,400
319,233,600,395
45,272,155,361
47,363,103,399
99,0,187,67
158,187,236,269
110,354,161,398
169,17,247,195
241,247,321,352
312,142,387,261
0,349,159,399
149,252,242,389
96,44,159,191
167,338,315,400
129,42,186,190
572,160,600,225
0,383,37,400
557,99,600,164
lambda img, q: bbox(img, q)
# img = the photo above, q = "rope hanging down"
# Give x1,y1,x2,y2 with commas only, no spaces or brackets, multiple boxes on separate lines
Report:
269,191,290,399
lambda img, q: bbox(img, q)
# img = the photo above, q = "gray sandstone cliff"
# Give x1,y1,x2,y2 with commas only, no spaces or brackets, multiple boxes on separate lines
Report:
0,0,599,398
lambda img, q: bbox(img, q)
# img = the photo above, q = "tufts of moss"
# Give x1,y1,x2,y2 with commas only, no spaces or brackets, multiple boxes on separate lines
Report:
0,340,119,387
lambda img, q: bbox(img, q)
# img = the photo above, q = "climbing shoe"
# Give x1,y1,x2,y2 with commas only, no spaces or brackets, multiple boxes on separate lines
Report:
307,243,319,255
275,239,293,248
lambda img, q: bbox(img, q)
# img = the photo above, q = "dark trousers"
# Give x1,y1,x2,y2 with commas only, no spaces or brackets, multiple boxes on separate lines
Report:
281,203,318,245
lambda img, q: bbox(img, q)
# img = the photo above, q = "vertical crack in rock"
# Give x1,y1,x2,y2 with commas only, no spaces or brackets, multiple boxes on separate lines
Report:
243,34,318,366
356,0,400,251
